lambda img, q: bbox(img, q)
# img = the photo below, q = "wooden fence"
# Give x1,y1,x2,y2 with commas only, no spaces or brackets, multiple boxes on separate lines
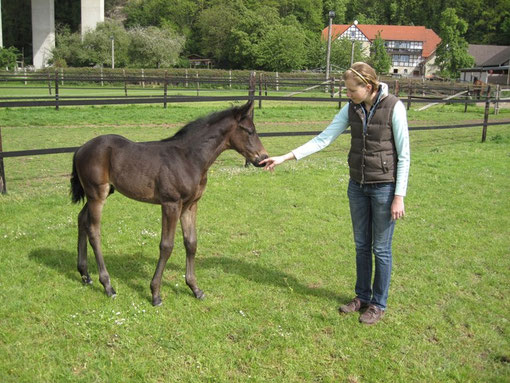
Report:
0,71,509,194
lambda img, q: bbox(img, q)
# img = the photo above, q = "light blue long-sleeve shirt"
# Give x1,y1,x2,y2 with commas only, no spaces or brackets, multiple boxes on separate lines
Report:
291,83,410,196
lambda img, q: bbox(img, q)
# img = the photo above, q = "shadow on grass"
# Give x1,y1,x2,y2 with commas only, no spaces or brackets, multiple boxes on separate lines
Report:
198,256,344,303
28,248,345,304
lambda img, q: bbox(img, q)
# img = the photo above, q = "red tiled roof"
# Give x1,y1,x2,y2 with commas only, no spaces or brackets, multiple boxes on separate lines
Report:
322,24,441,58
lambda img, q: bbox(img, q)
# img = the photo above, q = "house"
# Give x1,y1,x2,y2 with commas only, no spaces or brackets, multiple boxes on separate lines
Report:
322,23,442,77
460,44,510,85
188,55,213,69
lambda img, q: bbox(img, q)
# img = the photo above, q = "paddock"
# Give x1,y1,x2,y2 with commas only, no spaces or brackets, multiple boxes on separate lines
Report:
0,98,509,381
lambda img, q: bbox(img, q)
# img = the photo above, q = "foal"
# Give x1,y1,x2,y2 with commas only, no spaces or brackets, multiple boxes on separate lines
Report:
70,101,268,306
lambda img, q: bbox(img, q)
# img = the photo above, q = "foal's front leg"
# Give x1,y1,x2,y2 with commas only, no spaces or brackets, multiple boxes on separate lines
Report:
151,202,180,306
181,203,204,299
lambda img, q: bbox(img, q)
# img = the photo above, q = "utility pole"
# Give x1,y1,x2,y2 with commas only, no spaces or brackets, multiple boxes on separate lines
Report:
350,20,359,67
325,11,335,81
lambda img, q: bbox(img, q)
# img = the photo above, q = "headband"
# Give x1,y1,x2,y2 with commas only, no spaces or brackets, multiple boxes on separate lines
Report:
349,67,369,85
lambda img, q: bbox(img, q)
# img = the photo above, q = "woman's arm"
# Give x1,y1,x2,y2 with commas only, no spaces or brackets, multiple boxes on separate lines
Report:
391,101,411,220
260,104,350,171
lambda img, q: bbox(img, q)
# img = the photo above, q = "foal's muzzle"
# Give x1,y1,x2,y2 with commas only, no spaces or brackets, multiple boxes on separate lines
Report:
252,154,269,168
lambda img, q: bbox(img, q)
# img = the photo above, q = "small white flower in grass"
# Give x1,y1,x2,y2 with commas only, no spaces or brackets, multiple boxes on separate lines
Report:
239,310,246,317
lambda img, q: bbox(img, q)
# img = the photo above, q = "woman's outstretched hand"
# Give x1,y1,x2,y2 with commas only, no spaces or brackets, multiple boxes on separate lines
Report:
259,153,295,172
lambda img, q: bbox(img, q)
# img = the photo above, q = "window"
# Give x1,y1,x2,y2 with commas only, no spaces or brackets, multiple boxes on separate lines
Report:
392,54,421,67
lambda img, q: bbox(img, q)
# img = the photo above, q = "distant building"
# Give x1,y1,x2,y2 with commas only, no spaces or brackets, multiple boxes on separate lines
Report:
322,23,442,77
188,55,213,69
460,44,510,85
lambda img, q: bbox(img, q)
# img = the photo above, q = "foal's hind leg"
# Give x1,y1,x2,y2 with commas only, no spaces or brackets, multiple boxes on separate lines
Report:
86,197,116,297
181,203,204,299
150,202,181,306
77,203,92,285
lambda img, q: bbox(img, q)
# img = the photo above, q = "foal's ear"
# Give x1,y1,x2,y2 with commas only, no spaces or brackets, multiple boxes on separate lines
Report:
236,100,254,121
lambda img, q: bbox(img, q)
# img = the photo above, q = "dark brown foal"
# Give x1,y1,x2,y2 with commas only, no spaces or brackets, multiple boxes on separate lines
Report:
70,101,268,306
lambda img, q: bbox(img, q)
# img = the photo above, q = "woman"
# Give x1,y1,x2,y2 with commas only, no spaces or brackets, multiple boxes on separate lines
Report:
260,62,410,325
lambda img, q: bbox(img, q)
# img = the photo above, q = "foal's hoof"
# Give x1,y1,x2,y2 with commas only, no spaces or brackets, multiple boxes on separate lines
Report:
152,296,163,307
81,275,93,285
194,289,205,300
106,287,116,298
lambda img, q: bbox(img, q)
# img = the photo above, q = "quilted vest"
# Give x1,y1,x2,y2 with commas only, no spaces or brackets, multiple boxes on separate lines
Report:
348,93,399,184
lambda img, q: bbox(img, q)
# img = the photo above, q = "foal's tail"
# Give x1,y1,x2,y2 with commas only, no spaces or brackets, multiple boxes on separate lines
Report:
70,152,85,204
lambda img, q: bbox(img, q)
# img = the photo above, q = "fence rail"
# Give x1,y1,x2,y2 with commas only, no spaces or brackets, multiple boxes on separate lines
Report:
0,71,509,194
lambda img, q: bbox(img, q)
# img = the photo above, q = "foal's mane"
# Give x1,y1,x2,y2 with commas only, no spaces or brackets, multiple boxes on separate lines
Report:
162,105,242,142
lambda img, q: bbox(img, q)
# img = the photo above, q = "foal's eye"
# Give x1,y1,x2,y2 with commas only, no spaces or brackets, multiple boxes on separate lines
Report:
240,126,254,135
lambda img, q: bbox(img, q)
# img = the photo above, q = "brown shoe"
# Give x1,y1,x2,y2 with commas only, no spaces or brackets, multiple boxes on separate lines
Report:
359,304,385,325
339,297,368,314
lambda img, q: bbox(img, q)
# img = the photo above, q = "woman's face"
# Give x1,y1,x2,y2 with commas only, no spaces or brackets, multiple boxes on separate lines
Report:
345,78,372,104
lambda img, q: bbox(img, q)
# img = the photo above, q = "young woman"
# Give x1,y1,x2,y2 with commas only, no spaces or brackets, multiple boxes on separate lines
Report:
260,62,410,325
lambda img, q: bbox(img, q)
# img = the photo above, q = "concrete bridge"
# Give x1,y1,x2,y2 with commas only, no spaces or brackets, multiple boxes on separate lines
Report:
0,0,104,68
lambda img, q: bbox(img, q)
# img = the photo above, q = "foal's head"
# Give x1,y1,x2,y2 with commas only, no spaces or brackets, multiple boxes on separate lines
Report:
228,100,268,167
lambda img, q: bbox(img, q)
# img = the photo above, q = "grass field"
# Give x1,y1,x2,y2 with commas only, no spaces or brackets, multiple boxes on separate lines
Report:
0,99,509,382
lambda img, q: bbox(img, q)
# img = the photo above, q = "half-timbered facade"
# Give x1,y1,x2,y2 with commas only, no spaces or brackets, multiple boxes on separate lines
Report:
322,23,442,77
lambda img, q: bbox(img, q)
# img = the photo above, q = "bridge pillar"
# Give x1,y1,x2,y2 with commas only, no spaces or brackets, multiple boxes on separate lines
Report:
31,0,55,68
81,0,104,36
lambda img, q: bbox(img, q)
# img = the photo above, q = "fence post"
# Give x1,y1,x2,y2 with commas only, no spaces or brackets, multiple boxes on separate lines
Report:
330,78,335,98
47,72,52,95
338,83,342,109
0,128,6,194
464,86,469,113
481,85,491,143
163,71,168,109
406,83,412,111
249,72,256,118
55,70,59,111
275,72,279,92
123,69,128,96
229,70,232,89
196,73,199,96
141,68,145,88
100,66,104,86
61,68,64,86
24,67,27,85
185,69,188,88
258,73,262,109
494,84,500,115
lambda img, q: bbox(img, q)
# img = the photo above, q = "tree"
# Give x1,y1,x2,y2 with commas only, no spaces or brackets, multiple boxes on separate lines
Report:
435,8,474,79
50,25,88,67
128,26,185,68
80,21,131,67
256,24,307,72
225,6,281,69
195,2,240,66
369,32,391,75
329,38,368,71
0,47,20,70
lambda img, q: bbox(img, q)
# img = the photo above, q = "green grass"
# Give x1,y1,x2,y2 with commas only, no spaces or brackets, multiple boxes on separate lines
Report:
0,101,509,382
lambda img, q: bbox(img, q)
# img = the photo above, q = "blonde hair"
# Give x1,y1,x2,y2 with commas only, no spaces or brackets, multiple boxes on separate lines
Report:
343,62,380,94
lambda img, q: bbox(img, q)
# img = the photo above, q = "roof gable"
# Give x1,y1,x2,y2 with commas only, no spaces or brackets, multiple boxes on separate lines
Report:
468,44,510,66
322,24,441,58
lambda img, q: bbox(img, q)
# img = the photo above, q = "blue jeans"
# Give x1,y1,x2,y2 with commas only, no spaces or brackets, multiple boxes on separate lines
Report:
347,179,396,310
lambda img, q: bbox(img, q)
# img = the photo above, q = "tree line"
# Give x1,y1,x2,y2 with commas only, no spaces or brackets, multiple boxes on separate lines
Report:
1,0,508,77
